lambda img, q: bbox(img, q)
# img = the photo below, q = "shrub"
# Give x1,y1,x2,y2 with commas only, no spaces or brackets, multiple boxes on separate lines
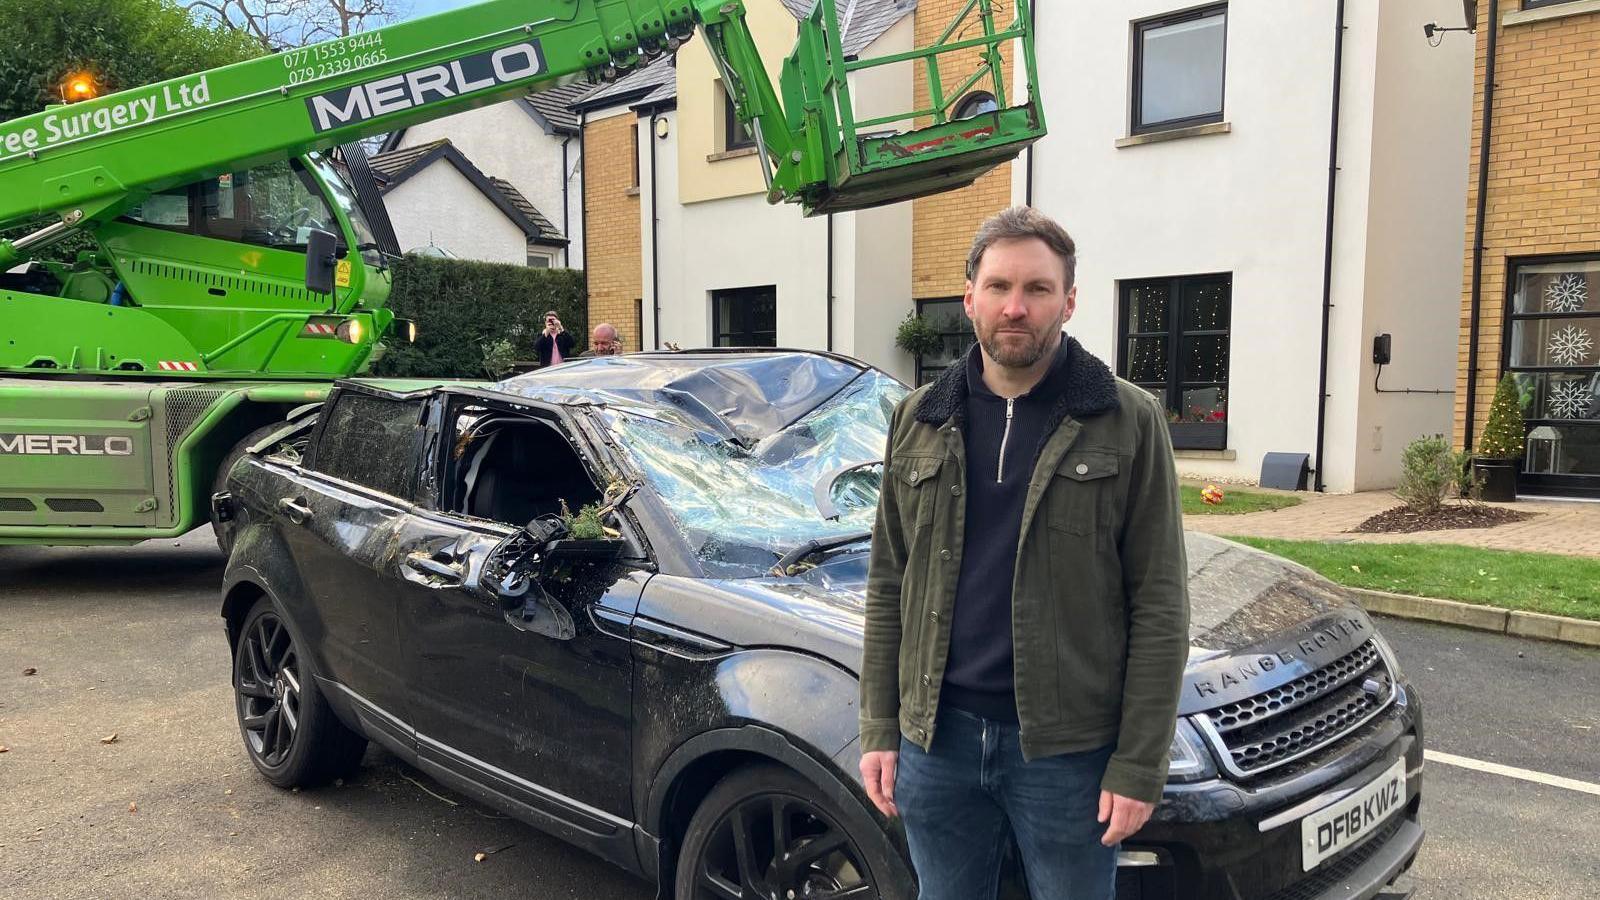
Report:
1476,373,1526,460
373,255,586,378
1395,435,1469,515
895,312,944,358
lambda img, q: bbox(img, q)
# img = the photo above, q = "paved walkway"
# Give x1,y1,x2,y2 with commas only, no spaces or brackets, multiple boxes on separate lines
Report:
1183,487,1600,558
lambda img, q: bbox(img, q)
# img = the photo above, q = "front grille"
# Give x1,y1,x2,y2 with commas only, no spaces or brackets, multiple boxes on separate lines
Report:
45,498,104,513
1265,815,1406,900
1198,639,1394,778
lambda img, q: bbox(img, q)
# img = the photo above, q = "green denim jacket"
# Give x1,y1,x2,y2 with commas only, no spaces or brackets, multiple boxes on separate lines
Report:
860,337,1190,803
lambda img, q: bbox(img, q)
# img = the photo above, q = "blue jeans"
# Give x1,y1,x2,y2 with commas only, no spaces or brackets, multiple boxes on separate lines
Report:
896,708,1118,900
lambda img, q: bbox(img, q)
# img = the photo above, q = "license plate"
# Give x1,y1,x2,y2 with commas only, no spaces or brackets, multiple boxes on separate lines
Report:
1301,757,1406,871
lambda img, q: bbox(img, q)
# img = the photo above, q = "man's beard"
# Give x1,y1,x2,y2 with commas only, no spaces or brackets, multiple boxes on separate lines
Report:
977,317,1062,369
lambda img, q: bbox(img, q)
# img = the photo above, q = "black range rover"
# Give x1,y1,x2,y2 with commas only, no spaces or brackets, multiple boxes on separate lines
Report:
215,350,1423,899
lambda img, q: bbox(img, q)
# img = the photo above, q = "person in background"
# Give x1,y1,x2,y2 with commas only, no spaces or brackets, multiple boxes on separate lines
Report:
534,310,576,367
584,323,623,357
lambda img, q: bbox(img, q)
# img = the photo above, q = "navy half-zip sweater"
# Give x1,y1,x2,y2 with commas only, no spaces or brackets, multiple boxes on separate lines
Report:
941,338,1074,722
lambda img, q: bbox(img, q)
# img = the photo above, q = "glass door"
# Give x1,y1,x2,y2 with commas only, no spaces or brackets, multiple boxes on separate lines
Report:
1506,258,1600,497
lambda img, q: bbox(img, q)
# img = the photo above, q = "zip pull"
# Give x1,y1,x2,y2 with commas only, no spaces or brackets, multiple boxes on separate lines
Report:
997,397,1015,484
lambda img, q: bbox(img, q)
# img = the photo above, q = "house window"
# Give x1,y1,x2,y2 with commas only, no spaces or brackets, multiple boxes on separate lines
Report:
722,84,755,152
631,121,641,188
1118,274,1231,450
953,91,999,120
526,251,552,268
1505,257,1600,497
1132,5,1227,135
712,286,777,347
1523,0,1580,8
914,298,976,386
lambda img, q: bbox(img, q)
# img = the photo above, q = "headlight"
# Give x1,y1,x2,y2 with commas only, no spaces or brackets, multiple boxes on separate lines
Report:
335,317,366,344
1371,630,1404,681
1168,718,1215,782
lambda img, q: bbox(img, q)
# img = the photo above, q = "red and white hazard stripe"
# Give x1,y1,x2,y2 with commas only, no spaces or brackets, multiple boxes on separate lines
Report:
301,322,337,336
158,360,199,371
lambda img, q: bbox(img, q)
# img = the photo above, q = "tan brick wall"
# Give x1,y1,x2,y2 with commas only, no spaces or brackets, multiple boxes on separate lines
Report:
584,112,644,351
910,0,1017,299
1456,0,1600,447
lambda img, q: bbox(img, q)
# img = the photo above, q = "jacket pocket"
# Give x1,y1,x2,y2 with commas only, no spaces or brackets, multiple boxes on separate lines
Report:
892,455,945,529
1046,449,1119,536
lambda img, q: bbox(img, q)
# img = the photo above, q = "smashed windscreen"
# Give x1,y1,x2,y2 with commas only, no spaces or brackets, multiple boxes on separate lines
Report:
604,369,907,577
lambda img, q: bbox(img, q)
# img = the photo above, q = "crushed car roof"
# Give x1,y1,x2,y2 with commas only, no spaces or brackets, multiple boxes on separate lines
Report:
489,351,880,446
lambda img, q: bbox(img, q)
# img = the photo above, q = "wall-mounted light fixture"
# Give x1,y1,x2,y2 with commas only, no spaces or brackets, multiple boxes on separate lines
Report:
655,116,670,140
1424,0,1477,46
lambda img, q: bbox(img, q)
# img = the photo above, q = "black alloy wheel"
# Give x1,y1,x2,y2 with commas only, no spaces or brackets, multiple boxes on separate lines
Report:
679,765,888,900
236,607,302,767
232,596,366,787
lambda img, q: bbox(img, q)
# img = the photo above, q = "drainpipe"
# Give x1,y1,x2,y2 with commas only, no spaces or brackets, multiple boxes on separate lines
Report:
1312,0,1347,493
826,213,835,351
579,111,588,274
1464,0,1500,453
561,135,572,267
1024,0,1039,206
649,111,661,350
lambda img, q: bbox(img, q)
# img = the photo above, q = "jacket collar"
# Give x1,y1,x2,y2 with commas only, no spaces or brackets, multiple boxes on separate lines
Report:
915,334,1119,427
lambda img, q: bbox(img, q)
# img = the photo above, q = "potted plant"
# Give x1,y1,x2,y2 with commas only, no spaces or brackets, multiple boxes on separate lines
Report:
1473,373,1525,502
894,311,944,360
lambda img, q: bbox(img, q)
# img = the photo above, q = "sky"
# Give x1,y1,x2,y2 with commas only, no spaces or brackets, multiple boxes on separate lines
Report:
405,0,480,19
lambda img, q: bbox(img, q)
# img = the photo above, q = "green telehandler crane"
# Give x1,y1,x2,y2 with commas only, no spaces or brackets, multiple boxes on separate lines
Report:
0,0,1044,547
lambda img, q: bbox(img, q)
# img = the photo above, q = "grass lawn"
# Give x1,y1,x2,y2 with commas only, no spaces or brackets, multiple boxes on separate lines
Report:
1180,485,1302,516
1228,537,1600,622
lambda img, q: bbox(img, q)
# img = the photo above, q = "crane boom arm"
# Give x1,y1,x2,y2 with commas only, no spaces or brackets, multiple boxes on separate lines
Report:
0,0,696,231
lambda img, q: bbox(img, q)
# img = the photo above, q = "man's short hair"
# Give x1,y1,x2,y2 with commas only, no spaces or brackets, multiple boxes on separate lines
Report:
965,206,1077,288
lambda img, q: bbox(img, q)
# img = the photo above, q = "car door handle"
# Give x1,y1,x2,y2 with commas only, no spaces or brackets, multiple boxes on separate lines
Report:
404,551,466,586
276,497,313,525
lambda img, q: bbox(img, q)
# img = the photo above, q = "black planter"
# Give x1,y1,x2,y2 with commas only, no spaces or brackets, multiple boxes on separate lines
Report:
1473,458,1518,502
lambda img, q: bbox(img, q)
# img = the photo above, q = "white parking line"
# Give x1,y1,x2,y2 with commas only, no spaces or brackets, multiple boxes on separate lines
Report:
1425,750,1600,797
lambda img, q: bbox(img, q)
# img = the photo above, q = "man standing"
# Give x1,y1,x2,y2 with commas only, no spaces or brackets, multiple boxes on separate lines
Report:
533,310,576,367
584,322,623,356
859,207,1189,899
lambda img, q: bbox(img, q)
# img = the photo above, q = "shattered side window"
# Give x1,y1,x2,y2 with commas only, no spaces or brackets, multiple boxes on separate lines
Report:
311,392,425,499
609,371,907,577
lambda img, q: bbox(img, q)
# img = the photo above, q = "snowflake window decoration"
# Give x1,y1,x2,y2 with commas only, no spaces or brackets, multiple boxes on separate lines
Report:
1544,272,1589,313
1546,379,1593,420
1546,325,1595,367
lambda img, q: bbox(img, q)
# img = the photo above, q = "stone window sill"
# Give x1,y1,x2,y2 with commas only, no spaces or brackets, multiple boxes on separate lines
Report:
1504,0,1600,27
707,146,758,162
624,186,640,197
1174,448,1237,461
1116,121,1231,149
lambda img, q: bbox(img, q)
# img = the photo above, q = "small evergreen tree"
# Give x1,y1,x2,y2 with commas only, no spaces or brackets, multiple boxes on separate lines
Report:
1476,373,1526,460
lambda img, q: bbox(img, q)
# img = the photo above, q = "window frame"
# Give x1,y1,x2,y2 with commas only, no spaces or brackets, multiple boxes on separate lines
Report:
711,286,778,347
913,297,976,386
1116,273,1232,450
1131,4,1229,136
1522,0,1580,8
305,386,429,502
722,84,756,152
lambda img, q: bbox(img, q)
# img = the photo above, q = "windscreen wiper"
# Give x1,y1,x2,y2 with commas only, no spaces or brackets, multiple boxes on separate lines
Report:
770,531,872,577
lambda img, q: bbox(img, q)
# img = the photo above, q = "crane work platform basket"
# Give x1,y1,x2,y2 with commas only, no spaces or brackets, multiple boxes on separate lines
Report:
699,0,1045,215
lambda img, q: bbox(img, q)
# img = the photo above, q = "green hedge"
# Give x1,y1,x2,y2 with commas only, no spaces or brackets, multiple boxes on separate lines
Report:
372,255,587,378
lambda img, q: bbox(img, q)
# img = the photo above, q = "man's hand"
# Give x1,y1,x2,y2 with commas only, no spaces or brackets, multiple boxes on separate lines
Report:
860,750,899,818
1097,790,1153,846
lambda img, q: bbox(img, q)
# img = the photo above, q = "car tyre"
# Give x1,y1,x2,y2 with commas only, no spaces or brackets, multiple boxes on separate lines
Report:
675,763,903,900
233,596,366,788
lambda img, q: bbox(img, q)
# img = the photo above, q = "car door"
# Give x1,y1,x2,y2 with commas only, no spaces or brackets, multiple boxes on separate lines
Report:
394,395,643,830
274,386,429,731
